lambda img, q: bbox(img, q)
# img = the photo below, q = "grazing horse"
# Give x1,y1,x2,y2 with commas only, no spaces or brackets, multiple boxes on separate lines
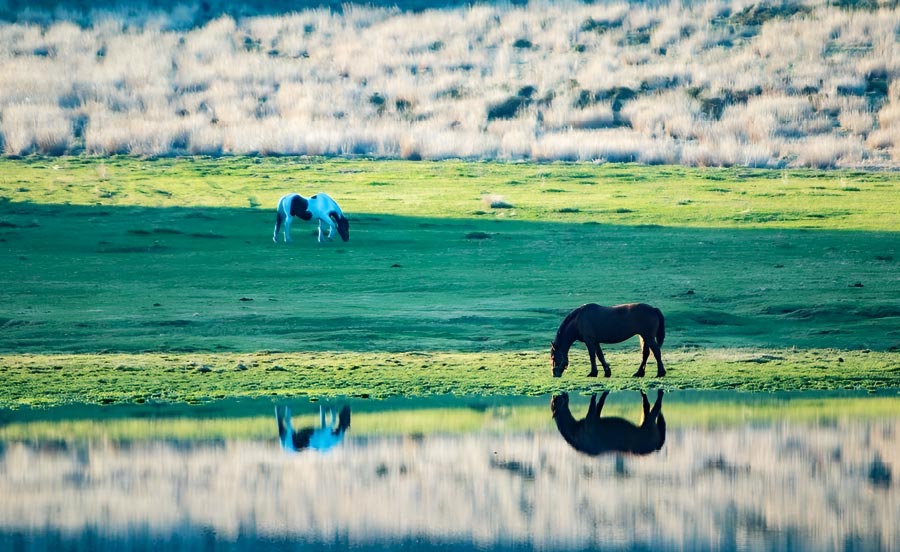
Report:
550,390,666,456
550,303,665,378
273,192,350,243
276,405,351,453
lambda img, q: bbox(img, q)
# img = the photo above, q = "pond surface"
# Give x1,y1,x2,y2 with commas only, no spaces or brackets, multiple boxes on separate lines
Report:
1,390,898,551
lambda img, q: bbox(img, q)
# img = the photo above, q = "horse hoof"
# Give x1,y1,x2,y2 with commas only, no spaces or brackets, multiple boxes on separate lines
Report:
655,371,666,378
632,371,645,378
603,372,611,378
587,372,598,378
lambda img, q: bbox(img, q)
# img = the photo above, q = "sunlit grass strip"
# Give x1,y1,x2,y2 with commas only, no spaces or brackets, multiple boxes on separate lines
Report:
1,349,898,409
2,396,898,443
1,156,898,231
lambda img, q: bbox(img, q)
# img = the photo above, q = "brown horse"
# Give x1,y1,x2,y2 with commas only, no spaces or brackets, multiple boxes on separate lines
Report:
550,390,666,456
550,303,665,378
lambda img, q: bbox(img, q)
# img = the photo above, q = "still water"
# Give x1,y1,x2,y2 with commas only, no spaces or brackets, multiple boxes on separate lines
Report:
1,390,897,551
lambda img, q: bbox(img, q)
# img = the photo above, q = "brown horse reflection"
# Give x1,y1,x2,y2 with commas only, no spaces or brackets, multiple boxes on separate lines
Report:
550,390,666,456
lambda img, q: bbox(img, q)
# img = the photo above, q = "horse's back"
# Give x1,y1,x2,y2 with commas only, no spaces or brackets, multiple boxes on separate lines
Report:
571,417,653,455
612,302,659,315
571,302,662,344
579,302,656,315
309,192,341,215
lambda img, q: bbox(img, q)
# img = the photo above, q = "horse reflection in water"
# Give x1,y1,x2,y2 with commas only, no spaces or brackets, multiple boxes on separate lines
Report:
551,390,666,456
276,405,351,453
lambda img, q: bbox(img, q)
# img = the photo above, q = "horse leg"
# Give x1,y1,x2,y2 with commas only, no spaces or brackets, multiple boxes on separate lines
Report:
585,343,599,377
649,389,664,421
648,339,666,377
633,336,649,378
276,406,287,440
283,216,293,242
595,390,609,416
317,220,326,242
587,394,598,417
639,391,650,425
595,345,611,377
274,210,283,243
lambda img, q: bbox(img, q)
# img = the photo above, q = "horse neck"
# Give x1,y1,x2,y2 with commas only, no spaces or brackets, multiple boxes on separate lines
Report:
553,405,581,444
554,318,579,352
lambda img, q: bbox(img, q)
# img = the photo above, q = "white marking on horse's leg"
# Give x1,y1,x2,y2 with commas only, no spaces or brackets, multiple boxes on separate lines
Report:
274,203,285,243
284,407,294,436
284,217,293,242
638,336,650,373
317,220,325,242
632,337,648,377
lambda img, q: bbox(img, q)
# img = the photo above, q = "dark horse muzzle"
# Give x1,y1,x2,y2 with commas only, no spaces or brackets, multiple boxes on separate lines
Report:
550,348,567,377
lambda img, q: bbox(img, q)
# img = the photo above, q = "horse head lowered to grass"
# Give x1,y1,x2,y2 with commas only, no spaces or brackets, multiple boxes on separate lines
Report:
550,303,666,378
551,390,666,456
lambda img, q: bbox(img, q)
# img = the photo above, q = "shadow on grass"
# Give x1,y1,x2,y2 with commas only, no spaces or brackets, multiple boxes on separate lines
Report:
1,201,898,354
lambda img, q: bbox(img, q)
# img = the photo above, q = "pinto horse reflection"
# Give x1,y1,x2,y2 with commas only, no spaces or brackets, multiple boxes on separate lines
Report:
551,390,666,456
276,405,351,453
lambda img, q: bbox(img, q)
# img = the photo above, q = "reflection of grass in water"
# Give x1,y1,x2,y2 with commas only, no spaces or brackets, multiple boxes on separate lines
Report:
2,395,898,442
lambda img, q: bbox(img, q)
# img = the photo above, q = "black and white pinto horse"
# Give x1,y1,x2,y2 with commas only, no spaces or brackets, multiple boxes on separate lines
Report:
273,192,350,243
276,405,351,453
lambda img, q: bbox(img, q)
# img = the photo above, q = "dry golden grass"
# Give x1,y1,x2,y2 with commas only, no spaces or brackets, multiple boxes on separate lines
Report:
0,0,898,167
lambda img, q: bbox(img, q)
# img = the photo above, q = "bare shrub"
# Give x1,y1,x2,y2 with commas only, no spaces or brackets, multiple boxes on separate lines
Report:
499,128,533,160
532,129,651,163
84,110,186,157
839,110,874,136
622,91,699,138
1,103,72,155
878,103,900,130
867,129,895,151
682,139,774,168
793,136,866,169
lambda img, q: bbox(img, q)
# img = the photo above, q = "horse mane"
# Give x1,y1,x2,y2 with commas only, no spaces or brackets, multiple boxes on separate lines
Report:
554,304,587,344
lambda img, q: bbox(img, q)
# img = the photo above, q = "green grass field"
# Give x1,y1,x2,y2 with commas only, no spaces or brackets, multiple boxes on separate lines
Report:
1,156,898,408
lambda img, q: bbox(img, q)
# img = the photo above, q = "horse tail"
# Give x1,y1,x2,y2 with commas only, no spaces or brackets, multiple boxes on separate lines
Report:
655,308,666,347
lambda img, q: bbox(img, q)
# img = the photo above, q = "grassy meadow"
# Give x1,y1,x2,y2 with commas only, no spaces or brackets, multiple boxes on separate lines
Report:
1,156,898,407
